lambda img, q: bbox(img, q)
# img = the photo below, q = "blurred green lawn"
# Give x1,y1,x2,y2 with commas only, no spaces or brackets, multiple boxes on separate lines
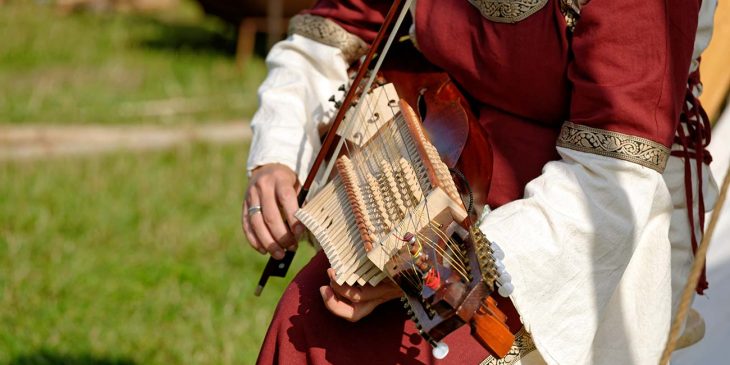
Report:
0,1,313,364
0,144,314,364
0,1,266,124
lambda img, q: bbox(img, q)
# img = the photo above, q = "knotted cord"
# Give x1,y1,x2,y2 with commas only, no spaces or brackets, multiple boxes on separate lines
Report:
671,67,713,294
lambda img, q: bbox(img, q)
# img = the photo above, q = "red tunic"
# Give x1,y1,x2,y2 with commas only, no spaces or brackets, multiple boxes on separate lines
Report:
257,0,700,363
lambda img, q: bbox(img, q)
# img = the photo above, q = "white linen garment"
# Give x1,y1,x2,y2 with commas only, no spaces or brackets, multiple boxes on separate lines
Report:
480,149,673,364
248,34,350,184
245,4,718,362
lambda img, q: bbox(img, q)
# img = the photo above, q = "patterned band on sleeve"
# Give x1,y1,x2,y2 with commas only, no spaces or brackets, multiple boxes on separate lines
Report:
288,14,368,64
557,122,670,172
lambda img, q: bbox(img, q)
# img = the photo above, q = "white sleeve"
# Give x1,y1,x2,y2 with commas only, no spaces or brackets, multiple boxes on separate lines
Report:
481,3,720,360
247,34,350,184
480,147,674,365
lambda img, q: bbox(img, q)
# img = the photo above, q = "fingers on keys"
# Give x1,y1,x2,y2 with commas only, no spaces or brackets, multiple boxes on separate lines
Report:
319,285,381,322
321,268,401,321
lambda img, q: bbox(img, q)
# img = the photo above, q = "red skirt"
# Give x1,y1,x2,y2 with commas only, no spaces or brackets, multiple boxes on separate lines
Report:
257,251,501,365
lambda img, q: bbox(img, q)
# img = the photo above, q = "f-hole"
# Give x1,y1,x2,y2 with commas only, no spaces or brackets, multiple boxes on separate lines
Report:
417,88,428,120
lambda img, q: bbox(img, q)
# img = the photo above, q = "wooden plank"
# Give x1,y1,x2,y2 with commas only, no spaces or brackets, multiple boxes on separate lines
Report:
700,0,730,122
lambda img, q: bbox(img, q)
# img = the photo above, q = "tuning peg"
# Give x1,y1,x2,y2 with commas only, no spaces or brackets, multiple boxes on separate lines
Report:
490,241,505,258
338,84,346,91
498,282,514,297
499,272,512,283
404,232,416,245
496,266,505,277
491,246,505,260
329,95,336,103
432,342,449,360
495,260,505,272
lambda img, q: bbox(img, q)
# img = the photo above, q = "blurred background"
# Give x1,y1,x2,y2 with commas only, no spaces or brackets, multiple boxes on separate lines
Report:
0,0,728,364
0,0,316,363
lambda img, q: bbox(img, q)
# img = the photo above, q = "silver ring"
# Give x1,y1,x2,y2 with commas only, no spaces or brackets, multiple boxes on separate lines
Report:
248,205,263,216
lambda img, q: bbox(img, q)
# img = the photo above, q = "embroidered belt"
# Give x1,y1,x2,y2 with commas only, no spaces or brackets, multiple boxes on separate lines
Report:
557,122,671,172
480,328,537,365
288,14,368,64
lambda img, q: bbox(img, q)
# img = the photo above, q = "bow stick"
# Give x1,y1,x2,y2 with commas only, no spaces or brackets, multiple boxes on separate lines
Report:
255,0,413,295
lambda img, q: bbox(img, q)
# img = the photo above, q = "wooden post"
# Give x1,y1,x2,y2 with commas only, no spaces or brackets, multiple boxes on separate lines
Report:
236,18,256,70
267,0,284,50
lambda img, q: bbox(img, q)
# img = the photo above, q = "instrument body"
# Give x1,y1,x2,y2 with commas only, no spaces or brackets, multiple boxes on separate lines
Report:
295,41,515,357
381,42,515,357
255,0,516,356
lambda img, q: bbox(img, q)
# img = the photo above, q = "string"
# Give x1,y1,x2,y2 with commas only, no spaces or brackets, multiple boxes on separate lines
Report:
425,221,471,280
312,0,473,294
317,0,415,189
363,92,470,286
417,231,470,281
344,101,471,288
343,67,435,288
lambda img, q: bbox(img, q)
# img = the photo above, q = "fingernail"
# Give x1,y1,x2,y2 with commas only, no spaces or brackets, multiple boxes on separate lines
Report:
258,248,266,255
274,251,285,260
294,225,304,236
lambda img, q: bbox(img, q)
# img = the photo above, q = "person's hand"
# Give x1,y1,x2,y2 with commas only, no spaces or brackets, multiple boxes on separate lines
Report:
320,268,402,322
242,163,303,259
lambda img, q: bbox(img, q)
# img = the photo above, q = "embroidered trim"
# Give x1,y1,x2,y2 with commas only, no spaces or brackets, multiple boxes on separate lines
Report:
467,0,548,23
557,122,670,172
288,14,368,64
480,328,537,365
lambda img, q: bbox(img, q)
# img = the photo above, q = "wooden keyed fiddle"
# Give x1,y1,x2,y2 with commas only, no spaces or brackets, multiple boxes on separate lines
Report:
254,0,516,358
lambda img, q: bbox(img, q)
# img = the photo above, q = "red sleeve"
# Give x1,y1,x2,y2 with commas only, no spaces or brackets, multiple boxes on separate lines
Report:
303,0,390,43
568,0,700,147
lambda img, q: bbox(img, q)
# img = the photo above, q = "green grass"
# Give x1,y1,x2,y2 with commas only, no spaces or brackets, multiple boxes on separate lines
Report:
0,1,266,124
0,143,314,365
